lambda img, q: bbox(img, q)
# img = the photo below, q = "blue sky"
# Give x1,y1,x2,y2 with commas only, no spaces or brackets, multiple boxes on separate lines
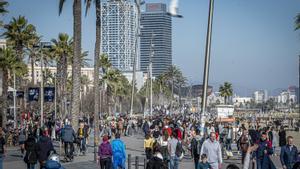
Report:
3,0,300,96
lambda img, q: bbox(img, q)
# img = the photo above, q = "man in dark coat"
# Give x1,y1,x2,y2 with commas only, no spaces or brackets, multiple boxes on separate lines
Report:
143,119,150,136
24,134,38,169
61,121,76,161
256,132,274,169
190,129,204,169
37,129,55,169
280,136,298,169
279,126,286,147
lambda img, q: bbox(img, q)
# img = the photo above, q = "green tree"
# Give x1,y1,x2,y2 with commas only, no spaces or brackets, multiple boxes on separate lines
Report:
3,16,36,60
0,48,27,127
101,69,121,115
59,0,82,129
0,1,8,27
26,33,41,85
51,33,73,119
219,82,233,104
163,65,186,108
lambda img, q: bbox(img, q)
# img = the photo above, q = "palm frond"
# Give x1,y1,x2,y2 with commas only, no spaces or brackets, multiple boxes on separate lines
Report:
59,0,66,15
84,0,93,17
295,13,300,30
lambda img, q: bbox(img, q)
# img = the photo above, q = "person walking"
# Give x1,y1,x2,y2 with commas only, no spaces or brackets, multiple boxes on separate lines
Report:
198,154,211,169
159,131,170,162
200,132,222,169
271,128,278,155
24,134,38,169
61,120,76,161
255,132,274,169
37,129,55,169
0,128,6,169
226,126,234,150
168,131,181,169
191,129,204,169
98,135,112,169
143,119,150,137
111,133,126,169
77,122,87,155
146,144,168,169
19,129,26,155
279,126,286,147
100,124,112,139
280,136,298,169
239,129,252,165
144,133,154,160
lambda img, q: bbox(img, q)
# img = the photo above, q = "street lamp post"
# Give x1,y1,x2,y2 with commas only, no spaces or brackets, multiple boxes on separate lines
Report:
40,46,44,127
13,72,16,128
200,0,214,130
34,42,51,127
54,73,57,120
149,33,155,117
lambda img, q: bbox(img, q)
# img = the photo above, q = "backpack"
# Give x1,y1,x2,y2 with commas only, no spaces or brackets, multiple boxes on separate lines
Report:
175,140,183,158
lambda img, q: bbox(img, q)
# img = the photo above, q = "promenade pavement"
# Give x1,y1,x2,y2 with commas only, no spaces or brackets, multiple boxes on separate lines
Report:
4,131,293,169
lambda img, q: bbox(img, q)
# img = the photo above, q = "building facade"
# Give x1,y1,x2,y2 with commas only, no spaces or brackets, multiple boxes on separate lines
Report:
140,3,172,77
101,0,138,71
253,90,265,103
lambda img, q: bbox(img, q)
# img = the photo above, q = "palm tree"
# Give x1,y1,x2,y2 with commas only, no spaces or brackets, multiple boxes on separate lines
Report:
85,0,101,157
26,33,41,85
219,82,233,104
98,54,111,72
0,1,8,27
59,0,82,129
98,54,111,115
43,68,55,86
80,74,91,94
80,74,91,115
3,16,36,60
101,69,119,115
295,13,300,30
0,48,27,127
51,33,73,119
163,65,186,108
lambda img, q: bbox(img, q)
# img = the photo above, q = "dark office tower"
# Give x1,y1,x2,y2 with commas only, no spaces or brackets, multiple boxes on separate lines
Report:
140,3,172,77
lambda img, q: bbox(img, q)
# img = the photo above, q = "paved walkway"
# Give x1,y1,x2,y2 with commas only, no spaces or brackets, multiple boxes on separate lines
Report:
3,133,285,169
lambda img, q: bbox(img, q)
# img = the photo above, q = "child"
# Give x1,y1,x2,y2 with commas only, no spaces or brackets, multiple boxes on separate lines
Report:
144,133,154,160
198,154,211,169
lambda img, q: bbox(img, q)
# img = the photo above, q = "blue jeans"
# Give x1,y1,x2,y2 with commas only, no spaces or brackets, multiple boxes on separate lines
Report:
226,138,232,151
0,155,3,169
80,138,86,152
169,156,179,169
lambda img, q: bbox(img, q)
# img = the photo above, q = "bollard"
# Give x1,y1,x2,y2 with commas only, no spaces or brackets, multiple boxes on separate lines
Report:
128,154,132,169
144,158,147,169
135,156,139,169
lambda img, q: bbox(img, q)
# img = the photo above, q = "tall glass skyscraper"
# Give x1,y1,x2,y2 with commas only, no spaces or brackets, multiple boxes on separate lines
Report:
101,0,138,71
140,3,172,77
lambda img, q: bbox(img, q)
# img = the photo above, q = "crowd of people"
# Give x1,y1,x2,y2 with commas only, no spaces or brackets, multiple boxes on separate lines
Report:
0,112,299,169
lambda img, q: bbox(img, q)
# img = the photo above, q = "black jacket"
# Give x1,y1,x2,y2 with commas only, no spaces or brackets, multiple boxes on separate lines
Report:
278,130,286,147
146,155,168,169
25,136,38,164
37,136,54,161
